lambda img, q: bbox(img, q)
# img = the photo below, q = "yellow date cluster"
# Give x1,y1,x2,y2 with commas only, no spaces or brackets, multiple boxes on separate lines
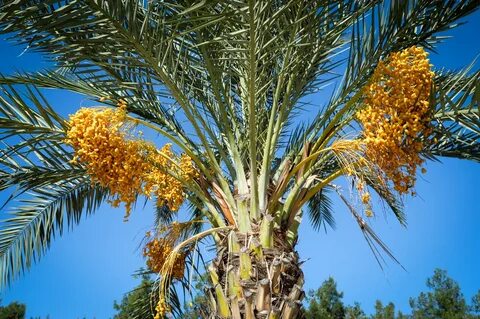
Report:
357,46,434,194
65,104,197,218
143,238,186,279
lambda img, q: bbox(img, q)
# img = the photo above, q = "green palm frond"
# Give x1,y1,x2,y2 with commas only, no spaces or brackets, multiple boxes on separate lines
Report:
0,180,108,288
0,70,192,145
342,0,479,96
307,185,335,232
363,172,406,226
0,82,111,287
292,0,479,158
155,204,176,227
0,1,233,135
0,83,72,193
0,1,230,176
279,1,479,238
0,83,66,138
427,64,480,161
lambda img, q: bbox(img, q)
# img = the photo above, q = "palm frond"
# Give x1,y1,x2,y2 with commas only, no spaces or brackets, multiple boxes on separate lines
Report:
426,64,480,161
291,0,480,159
0,82,66,136
0,82,73,197
307,185,335,232
280,0,479,233
0,81,111,287
0,0,235,177
0,180,108,288
363,172,406,226
0,70,192,145
335,188,405,271
154,204,176,227
342,0,479,96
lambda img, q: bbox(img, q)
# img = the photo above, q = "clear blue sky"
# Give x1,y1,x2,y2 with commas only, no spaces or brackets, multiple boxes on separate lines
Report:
1,9,479,319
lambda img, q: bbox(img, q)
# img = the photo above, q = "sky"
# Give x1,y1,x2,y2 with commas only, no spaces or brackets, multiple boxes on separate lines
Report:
0,7,479,319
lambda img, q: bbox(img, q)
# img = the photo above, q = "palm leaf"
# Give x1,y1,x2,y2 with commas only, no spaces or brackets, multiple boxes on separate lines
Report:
307,185,335,232
0,180,108,288
0,82,111,287
426,64,480,161
0,70,192,144
341,0,479,96
292,0,480,158
363,172,406,226
0,1,230,178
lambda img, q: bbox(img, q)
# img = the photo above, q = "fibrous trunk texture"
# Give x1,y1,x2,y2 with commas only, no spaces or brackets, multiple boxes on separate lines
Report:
206,229,305,319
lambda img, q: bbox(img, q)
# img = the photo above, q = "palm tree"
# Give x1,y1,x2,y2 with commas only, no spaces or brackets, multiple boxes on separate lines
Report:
0,1,479,318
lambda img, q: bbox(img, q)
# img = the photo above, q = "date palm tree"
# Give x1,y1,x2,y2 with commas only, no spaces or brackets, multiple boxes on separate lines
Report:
0,1,479,318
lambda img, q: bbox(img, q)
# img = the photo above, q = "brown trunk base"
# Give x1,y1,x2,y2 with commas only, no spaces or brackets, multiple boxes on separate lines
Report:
206,230,305,319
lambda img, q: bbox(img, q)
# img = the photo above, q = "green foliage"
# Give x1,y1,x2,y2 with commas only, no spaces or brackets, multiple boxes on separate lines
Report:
409,269,469,319
113,275,155,319
180,274,211,319
0,83,108,288
304,270,480,319
112,273,212,319
0,301,25,319
345,302,367,319
471,290,480,314
307,186,336,232
305,277,346,319
373,300,395,319
110,268,480,319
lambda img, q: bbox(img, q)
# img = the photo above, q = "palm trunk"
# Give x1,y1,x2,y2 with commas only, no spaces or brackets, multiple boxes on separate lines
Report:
206,227,305,319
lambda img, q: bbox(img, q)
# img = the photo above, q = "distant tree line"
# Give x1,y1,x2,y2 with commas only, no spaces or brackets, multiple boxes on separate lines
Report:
112,268,480,318
304,269,480,319
0,300,25,319
4,268,478,318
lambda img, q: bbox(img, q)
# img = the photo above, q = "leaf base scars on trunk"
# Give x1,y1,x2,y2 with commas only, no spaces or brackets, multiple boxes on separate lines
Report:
207,229,305,319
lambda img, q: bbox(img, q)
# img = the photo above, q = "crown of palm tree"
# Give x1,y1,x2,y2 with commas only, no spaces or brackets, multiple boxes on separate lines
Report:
0,1,479,318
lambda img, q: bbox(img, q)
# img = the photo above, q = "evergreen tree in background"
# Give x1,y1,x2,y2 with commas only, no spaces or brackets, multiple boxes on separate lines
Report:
409,269,469,319
302,269,480,319
373,300,395,319
305,277,345,319
471,291,480,315
345,302,367,319
0,301,25,319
